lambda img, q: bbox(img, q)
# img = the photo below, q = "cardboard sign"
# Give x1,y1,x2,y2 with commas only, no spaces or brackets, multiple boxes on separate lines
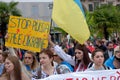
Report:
5,16,50,52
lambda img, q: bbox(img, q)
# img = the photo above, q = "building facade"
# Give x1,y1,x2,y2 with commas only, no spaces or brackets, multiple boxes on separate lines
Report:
81,0,120,12
16,2,52,22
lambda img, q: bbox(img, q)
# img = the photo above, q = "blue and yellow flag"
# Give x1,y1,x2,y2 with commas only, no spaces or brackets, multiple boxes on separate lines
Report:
52,0,90,44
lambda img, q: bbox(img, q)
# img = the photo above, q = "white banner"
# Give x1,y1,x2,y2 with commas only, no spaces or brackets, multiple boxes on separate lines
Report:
40,69,120,80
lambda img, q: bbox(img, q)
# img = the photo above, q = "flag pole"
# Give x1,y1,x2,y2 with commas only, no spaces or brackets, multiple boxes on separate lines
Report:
48,3,56,43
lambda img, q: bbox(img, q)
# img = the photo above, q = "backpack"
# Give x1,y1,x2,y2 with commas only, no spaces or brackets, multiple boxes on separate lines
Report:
88,62,93,68
103,65,110,70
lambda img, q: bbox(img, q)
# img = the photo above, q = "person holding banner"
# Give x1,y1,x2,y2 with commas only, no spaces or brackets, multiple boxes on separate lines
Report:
49,35,91,72
32,48,57,79
86,49,111,71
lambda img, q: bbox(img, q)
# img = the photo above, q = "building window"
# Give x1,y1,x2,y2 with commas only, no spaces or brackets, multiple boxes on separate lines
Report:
48,3,53,9
88,4,93,11
31,5,39,17
100,3,106,6
108,2,113,5
116,4,120,7
94,2,100,10
100,0,105,1
117,0,120,2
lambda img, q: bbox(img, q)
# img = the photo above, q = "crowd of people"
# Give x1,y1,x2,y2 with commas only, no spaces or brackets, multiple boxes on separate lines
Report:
0,34,120,80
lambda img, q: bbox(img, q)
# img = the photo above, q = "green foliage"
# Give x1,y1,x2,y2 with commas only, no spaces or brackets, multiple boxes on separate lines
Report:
86,4,120,39
85,11,97,36
94,5,120,28
53,27,67,35
0,1,21,24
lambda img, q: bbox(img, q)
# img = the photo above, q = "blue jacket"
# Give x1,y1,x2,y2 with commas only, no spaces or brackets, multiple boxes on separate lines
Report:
60,61,74,72
0,64,4,76
104,56,115,69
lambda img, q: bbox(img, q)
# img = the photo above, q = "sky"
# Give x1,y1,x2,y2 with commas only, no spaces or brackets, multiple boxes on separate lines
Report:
0,0,53,2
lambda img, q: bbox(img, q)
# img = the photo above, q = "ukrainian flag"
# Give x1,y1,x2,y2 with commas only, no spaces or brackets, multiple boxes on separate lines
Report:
52,0,90,44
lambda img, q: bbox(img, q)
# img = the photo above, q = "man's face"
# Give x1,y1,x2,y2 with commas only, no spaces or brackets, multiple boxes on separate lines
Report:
107,43,114,51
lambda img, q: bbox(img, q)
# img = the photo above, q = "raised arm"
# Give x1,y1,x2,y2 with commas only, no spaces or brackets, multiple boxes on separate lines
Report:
49,35,75,66
8,47,17,57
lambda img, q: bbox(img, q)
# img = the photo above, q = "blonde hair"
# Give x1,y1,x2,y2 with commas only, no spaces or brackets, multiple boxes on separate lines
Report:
23,51,38,70
114,46,120,55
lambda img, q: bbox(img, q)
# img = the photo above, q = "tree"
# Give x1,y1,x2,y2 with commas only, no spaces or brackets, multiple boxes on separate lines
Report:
0,1,21,48
86,4,120,40
85,11,97,36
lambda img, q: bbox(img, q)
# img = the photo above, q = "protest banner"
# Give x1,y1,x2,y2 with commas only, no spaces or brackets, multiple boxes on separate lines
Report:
40,69,120,80
5,16,50,52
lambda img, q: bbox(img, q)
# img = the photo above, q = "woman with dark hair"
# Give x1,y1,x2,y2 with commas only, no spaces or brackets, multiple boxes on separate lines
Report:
74,44,91,71
32,48,57,79
49,36,91,72
0,55,30,80
86,49,111,71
